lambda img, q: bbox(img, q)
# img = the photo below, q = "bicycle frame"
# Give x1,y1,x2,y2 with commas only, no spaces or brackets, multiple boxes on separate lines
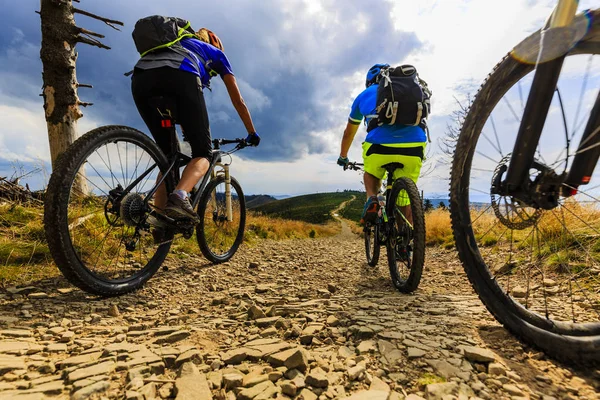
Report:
119,129,241,227
503,0,600,198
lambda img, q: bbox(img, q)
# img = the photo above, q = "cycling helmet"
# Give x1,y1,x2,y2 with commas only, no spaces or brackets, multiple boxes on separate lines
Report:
196,28,224,51
365,63,390,88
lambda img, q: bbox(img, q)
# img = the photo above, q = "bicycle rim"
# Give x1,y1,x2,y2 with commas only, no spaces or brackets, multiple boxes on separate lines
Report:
196,175,246,263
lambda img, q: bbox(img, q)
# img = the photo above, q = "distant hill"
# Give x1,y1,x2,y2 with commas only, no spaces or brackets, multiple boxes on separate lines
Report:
245,194,277,209
252,191,362,224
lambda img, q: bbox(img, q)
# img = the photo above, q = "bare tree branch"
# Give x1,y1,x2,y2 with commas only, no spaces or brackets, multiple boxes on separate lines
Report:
440,95,472,162
72,7,124,31
76,35,111,50
78,101,94,107
77,83,93,88
76,27,105,39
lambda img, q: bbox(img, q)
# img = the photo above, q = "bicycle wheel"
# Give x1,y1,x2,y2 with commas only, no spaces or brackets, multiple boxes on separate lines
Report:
196,175,246,263
44,126,175,296
365,223,380,267
387,177,425,293
449,10,600,364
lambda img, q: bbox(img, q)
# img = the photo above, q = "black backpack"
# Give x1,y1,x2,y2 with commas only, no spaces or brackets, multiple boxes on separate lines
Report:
132,16,195,57
367,65,432,132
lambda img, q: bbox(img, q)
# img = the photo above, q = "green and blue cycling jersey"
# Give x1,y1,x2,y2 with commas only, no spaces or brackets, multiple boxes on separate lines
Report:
349,85,427,144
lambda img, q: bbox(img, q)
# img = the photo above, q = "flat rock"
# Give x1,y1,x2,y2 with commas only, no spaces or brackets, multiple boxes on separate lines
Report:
237,380,275,400
174,362,212,400
0,330,33,338
0,356,27,374
407,347,427,359
0,341,42,355
305,368,329,388
71,381,110,400
462,346,496,363
267,348,308,371
67,360,116,383
153,331,190,344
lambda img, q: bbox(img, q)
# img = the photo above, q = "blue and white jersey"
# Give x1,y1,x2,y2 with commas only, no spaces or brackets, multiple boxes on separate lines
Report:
349,85,426,144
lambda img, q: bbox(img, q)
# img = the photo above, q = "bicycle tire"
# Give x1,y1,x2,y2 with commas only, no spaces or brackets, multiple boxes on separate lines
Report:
387,177,426,293
196,175,246,263
365,223,380,267
44,125,175,296
449,10,600,364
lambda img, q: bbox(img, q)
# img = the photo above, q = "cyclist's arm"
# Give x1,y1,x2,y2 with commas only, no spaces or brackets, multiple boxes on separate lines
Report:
340,121,360,158
222,74,257,134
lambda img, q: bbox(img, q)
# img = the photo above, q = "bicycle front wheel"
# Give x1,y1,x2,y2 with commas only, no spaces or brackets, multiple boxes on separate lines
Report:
44,126,175,296
386,177,425,293
449,10,600,364
196,175,246,263
365,223,380,267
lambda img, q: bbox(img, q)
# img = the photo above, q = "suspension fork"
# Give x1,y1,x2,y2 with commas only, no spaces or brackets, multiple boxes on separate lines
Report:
563,92,600,194
503,0,578,192
210,162,233,222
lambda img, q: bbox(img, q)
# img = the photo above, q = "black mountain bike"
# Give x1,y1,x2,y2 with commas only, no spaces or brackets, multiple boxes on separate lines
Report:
345,162,425,293
44,97,251,296
449,2,600,363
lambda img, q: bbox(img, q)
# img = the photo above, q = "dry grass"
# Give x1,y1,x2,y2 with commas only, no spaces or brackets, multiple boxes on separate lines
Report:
0,203,55,285
244,212,339,241
425,208,453,247
0,203,340,285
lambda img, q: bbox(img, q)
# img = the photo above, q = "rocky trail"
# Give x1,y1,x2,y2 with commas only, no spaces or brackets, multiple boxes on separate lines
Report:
0,211,599,400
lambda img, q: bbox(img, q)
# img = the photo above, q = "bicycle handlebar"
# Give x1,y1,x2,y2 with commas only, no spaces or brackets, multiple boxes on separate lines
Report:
214,138,247,146
344,162,364,171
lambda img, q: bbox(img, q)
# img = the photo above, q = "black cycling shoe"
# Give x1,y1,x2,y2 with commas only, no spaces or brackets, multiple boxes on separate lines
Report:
165,193,199,221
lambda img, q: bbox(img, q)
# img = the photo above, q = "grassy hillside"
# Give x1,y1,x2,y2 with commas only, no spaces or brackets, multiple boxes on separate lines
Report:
338,194,366,223
246,194,277,209
253,191,362,224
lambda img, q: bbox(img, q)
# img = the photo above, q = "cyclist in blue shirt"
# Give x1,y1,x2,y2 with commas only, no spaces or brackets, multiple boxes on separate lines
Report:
338,64,428,224
131,27,260,224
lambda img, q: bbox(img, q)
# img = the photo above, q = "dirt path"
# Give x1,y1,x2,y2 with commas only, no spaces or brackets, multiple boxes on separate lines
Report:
331,195,358,240
0,231,598,399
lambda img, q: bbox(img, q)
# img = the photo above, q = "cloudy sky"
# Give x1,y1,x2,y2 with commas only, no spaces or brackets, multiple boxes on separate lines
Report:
0,0,597,196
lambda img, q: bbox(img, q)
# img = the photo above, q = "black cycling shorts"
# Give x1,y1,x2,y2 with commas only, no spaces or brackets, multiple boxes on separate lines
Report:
131,67,212,160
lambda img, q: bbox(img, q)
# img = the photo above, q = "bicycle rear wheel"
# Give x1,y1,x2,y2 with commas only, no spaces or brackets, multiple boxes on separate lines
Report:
365,223,380,267
386,177,425,293
196,175,246,263
44,126,174,296
449,10,600,364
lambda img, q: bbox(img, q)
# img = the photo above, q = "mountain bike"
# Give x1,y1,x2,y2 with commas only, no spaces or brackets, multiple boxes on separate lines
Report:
44,97,251,296
449,1,600,363
345,162,425,293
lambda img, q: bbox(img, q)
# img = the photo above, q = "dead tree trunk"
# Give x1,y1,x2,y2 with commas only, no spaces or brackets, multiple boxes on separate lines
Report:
39,0,122,197
40,0,81,168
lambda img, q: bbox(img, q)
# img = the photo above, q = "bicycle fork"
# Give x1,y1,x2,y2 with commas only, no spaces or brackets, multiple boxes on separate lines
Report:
502,0,600,203
211,162,234,222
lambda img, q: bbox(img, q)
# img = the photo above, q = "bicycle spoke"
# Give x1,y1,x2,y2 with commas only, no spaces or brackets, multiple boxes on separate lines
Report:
116,141,126,188
475,151,500,165
95,147,122,189
503,96,521,123
571,55,593,140
489,114,504,158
